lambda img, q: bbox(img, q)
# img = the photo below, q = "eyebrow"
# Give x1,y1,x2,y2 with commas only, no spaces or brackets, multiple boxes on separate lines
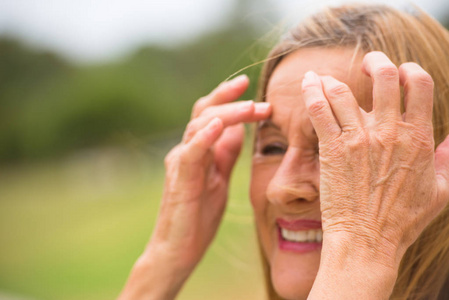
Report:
257,119,280,131
257,118,318,141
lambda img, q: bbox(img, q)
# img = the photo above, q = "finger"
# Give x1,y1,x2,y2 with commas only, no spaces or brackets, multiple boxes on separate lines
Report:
192,74,249,118
183,101,271,143
435,134,449,206
214,124,245,180
201,100,271,122
398,62,434,125
321,76,363,132
301,71,341,142
180,118,224,164
362,51,401,121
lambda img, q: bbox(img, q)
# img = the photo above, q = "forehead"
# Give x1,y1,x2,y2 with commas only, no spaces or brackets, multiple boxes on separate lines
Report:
265,47,372,133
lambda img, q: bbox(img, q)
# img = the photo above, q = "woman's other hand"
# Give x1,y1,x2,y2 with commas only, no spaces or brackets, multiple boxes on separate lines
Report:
119,75,271,300
153,74,271,269
302,52,449,299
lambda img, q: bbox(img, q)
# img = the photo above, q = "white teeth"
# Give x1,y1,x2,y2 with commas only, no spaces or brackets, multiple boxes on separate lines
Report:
297,231,307,241
316,230,322,243
281,228,323,243
307,230,315,241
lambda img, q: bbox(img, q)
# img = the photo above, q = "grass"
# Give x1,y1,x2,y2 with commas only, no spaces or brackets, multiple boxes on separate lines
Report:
0,142,265,300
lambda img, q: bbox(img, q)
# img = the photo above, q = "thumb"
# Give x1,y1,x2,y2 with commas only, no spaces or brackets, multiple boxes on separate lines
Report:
435,134,449,204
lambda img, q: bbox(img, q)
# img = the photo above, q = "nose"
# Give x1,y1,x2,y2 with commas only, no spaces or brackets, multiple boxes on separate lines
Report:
266,147,319,205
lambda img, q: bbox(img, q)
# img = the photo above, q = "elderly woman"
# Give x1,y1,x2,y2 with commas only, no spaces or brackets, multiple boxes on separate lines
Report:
119,4,449,300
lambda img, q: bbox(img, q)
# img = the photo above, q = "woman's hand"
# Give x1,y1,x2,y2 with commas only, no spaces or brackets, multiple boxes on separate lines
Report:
152,75,271,269
301,52,449,299
119,75,271,300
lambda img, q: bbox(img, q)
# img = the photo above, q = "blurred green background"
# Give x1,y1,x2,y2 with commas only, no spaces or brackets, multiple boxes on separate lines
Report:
1,0,449,299
0,1,272,299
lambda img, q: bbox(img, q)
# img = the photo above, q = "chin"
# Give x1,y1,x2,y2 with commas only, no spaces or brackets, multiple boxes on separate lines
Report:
270,249,321,300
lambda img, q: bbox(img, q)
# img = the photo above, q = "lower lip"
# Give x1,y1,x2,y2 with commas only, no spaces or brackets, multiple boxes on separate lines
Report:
277,227,322,253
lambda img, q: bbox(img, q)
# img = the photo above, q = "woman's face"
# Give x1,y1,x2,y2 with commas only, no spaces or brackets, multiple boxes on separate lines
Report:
250,47,372,300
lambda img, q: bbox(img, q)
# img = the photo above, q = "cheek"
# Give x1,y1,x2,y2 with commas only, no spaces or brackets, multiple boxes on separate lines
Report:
250,162,276,261
250,161,279,259
250,162,277,211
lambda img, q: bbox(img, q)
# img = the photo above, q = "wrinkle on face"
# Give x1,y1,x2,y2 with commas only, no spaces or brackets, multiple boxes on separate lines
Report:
250,46,373,300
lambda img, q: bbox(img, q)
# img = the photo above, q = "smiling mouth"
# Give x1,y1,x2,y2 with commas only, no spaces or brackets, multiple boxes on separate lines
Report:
280,228,323,243
276,218,323,252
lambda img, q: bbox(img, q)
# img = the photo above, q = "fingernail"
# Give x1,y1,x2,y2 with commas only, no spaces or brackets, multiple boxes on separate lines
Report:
241,100,254,109
302,71,319,89
229,74,248,87
254,102,271,114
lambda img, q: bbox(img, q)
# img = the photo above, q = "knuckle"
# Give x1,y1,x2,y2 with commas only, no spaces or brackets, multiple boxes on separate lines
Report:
372,128,397,147
326,82,350,99
408,71,434,89
374,65,399,80
396,123,434,151
177,145,191,164
183,119,200,141
345,131,369,151
164,145,180,168
412,130,434,150
356,131,370,145
307,100,328,118
301,82,320,94
187,119,200,132
193,97,207,115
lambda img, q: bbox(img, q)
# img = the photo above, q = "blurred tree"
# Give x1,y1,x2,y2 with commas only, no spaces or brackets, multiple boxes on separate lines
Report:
2,0,447,164
0,0,273,164
0,38,72,161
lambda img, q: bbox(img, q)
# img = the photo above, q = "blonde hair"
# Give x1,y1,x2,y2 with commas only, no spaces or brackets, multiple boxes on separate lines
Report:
255,4,449,300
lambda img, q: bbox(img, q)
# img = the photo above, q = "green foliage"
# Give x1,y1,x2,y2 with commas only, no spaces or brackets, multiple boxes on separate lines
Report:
0,15,270,164
1,1,448,164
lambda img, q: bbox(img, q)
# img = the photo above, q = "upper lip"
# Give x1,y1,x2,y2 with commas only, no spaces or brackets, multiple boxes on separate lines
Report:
276,218,322,230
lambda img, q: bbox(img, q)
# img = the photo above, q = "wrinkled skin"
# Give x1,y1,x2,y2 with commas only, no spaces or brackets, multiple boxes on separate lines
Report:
251,47,371,299
303,49,449,299
119,48,449,300
119,75,272,300
252,47,449,300
152,76,271,271
304,51,448,260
